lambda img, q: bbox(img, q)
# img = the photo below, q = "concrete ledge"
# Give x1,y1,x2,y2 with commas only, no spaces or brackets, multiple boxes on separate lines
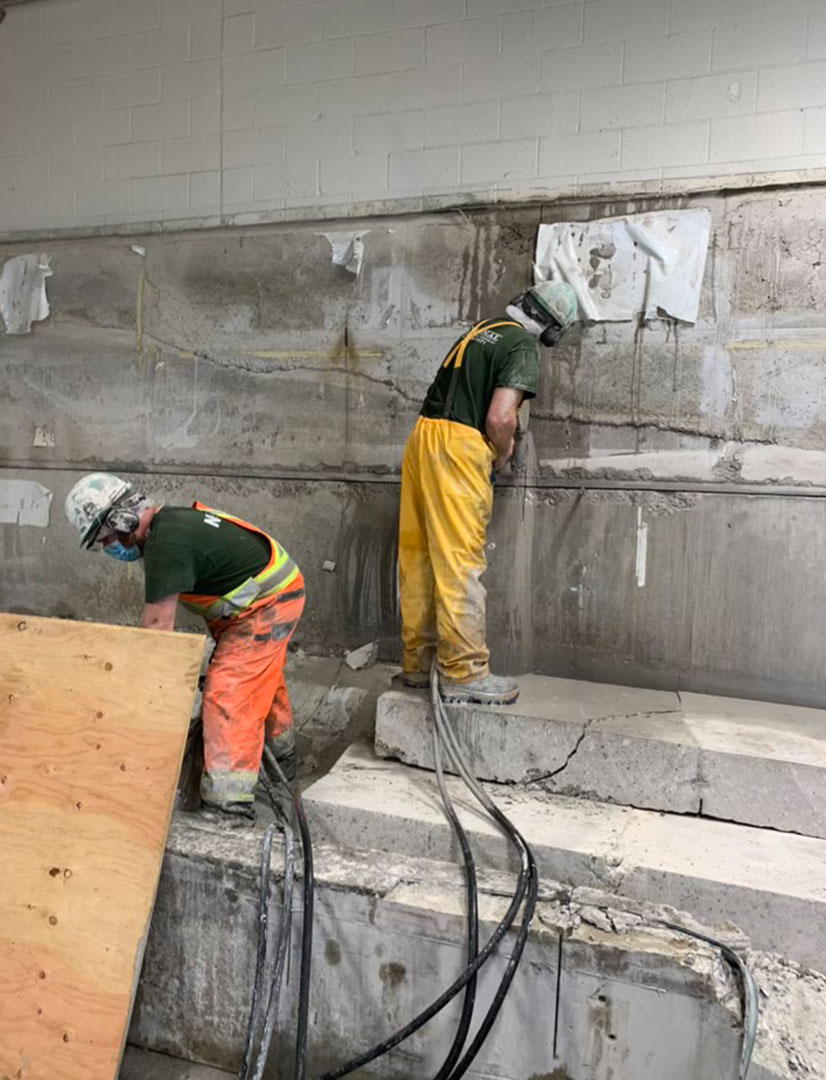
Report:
374,678,826,837
305,743,826,973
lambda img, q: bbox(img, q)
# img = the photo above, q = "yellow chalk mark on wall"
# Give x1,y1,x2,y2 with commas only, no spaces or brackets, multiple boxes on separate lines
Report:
727,340,826,351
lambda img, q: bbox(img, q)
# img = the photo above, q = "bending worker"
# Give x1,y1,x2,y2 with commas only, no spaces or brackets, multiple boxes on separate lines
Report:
64,473,303,825
399,281,577,706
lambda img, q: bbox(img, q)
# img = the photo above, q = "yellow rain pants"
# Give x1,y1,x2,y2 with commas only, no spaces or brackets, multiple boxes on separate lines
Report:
399,416,495,683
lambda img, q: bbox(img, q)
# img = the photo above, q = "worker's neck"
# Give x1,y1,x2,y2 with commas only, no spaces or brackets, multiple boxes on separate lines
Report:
505,304,544,339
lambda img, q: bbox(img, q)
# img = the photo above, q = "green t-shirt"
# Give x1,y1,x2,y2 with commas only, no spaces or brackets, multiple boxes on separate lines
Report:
420,320,539,433
143,507,270,604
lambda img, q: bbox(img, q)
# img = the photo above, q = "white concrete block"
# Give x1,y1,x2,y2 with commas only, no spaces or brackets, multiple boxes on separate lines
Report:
424,101,498,147
104,139,161,179
132,101,189,141
47,148,103,183
665,71,757,123
355,28,425,76
101,1,161,37
285,38,353,84
74,36,131,77
462,53,540,103
129,27,189,69
49,80,104,120
622,120,708,169
47,0,95,46
388,64,460,110
426,16,501,66
223,126,282,168
191,96,222,134
189,168,221,208
758,59,826,111
163,60,221,101
712,18,807,72
809,14,826,60
389,145,458,190
467,0,545,15
161,133,220,174
285,115,352,159
461,137,537,183
255,5,320,49
584,0,667,45
320,152,387,194
320,0,389,39
75,107,132,148
710,110,805,163
319,74,388,117
19,118,75,157
580,82,664,131
222,50,284,95
501,4,582,53
131,173,189,211
254,156,318,200
624,31,712,83
162,0,221,25
767,0,826,14
220,165,252,205
253,84,322,126
354,110,423,153
388,0,463,28
804,107,826,153
222,93,255,130
190,19,222,61
103,69,161,110
224,14,255,55
670,0,755,34
306,741,826,971
539,129,620,176
500,91,579,138
76,178,131,218
541,42,622,91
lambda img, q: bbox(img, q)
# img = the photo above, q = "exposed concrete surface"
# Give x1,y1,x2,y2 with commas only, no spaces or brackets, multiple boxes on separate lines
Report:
375,680,826,837
3,186,826,705
128,818,826,1080
304,743,826,973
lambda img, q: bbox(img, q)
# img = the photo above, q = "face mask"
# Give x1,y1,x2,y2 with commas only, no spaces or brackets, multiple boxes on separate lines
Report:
103,540,142,563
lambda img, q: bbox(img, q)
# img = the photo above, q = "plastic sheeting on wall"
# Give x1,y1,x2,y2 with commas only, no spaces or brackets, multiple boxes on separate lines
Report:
535,209,711,324
0,253,53,334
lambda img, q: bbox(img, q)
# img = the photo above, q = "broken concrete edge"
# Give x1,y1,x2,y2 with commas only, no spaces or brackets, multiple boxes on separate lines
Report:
160,818,826,1079
374,686,826,839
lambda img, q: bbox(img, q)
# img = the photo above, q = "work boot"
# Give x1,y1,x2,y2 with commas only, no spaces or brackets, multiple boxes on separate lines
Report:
439,673,519,706
266,728,296,783
199,801,255,828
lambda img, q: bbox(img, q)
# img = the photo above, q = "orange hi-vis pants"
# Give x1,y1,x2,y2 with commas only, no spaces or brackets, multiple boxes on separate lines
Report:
200,576,305,807
399,416,495,683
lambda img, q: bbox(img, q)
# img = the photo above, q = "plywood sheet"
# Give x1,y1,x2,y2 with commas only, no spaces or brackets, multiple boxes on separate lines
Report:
0,614,205,1080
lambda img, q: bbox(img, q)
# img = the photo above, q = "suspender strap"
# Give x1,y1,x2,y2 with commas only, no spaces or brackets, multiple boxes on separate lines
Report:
441,319,522,419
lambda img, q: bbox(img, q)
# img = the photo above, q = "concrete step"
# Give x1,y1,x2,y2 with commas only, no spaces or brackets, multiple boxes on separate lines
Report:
374,677,826,838
304,742,826,973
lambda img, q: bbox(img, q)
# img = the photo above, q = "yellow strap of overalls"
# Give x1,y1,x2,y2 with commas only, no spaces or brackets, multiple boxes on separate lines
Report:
440,319,522,420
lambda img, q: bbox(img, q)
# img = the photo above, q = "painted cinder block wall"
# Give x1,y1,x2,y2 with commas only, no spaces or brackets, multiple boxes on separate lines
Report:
2,0,826,233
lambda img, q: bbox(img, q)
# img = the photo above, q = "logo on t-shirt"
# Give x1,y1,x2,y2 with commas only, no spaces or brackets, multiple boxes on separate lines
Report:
203,513,221,529
475,330,503,345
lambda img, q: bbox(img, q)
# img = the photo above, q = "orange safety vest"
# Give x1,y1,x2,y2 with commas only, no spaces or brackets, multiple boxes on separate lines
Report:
179,502,300,621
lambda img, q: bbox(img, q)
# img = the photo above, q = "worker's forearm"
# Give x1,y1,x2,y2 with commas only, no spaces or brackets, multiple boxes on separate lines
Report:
486,416,517,470
141,611,175,631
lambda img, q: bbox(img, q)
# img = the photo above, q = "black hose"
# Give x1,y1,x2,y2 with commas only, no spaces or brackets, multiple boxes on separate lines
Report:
263,744,315,1080
429,668,540,1079
239,823,277,1080
430,719,479,1080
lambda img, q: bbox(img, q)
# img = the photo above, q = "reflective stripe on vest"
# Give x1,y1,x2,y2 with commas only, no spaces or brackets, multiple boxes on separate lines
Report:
179,502,300,620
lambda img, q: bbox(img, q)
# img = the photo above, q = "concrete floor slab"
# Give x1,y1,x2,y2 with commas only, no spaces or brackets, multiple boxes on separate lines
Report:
305,743,826,972
374,677,826,837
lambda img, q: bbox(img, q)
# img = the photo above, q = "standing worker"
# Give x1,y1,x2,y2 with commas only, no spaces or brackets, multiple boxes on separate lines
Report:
399,281,577,706
65,473,304,825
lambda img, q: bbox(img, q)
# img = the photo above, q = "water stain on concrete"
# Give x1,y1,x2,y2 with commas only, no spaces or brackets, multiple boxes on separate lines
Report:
378,961,406,989
529,1069,574,1080
324,939,342,966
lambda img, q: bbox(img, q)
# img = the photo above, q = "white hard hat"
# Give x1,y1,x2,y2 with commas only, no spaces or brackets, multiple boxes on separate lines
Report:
65,472,132,548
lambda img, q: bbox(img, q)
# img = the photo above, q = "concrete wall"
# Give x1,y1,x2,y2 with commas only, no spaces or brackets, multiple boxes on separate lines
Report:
4,0,826,234
2,183,826,704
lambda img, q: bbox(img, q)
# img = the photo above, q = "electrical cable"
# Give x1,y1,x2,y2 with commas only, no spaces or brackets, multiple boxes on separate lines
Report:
429,664,539,1079
430,716,479,1080
239,822,277,1080
316,667,535,1080
662,922,758,1080
249,767,297,1080
262,744,315,1080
